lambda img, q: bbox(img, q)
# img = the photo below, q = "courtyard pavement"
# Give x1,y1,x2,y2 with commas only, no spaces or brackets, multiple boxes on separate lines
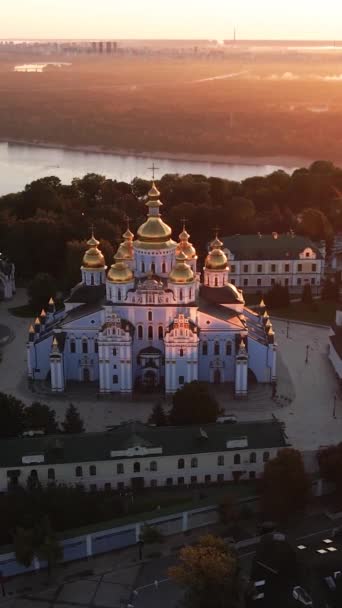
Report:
0,289,341,450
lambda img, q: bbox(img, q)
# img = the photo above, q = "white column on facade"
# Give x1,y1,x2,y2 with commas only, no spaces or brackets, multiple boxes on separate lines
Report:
271,345,277,382
27,345,33,378
99,357,105,392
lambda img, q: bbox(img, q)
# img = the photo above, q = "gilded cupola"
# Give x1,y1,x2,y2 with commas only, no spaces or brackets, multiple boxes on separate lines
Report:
176,224,197,259
107,261,134,283
134,182,176,251
205,234,228,270
82,233,105,269
169,251,195,284
114,226,134,261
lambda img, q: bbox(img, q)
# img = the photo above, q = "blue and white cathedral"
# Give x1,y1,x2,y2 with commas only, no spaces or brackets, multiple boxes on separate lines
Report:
27,182,277,396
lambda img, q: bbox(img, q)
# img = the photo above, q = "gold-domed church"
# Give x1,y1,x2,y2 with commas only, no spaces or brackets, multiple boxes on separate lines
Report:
27,183,277,396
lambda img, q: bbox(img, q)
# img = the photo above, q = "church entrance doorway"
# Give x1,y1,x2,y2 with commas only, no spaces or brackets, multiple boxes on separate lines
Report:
83,368,90,382
143,369,157,388
214,369,221,384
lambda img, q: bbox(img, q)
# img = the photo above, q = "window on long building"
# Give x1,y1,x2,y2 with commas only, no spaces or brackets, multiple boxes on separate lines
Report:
202,342,208,355
82,340,88,354
214,341,220,355
138,325,143,339
148,325,153,340
70,340,76,353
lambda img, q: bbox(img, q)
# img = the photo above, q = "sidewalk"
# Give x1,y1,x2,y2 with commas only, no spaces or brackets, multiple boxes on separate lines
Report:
0,526,217,608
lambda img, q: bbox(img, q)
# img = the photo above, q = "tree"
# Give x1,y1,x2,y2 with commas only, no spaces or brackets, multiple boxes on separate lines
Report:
148,402,168,426
14,516,62,576
260,448,311,522
300,208,333,242
27,272,56,313
265,283,290,309
62,403,85,433
139,524,164,545
35,516,62,576
169,534,240,608
318,443,342,498
301,283,313,305
218,496,238,525
169,382,222,426
24,402,58,435
14,527,35,568
0,392,25,438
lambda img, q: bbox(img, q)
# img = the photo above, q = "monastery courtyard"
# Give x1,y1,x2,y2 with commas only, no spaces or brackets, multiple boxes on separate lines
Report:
0,289,341,451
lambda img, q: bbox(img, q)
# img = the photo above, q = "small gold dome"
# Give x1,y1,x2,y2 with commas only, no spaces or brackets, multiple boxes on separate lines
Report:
176,226,197,259
210,235,223,249
82,231,105,269
169,252,195,284
148,181,160,199
107,261,134,283
82,247,105,269
205,248,228,270
115,240,134,261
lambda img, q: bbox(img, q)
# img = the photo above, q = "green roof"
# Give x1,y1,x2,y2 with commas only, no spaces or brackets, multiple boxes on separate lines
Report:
222,234,323,261
1,421,287,468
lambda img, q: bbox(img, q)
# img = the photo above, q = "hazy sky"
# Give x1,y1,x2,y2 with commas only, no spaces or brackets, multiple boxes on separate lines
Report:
2,0,342,40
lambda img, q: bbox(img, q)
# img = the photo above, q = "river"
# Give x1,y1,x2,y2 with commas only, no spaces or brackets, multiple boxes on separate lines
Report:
0,142,298,196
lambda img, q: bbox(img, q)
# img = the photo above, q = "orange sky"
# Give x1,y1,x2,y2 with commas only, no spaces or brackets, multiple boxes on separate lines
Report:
1,0,342,40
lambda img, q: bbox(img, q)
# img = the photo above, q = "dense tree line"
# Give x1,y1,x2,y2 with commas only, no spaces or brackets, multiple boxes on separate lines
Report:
0,161,340,305
0,393,84,438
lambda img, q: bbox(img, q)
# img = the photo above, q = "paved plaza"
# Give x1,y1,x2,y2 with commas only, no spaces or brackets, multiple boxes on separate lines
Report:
0,289,342,449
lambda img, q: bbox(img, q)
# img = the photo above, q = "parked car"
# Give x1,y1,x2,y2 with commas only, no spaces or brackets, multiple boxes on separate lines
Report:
292,586,313,606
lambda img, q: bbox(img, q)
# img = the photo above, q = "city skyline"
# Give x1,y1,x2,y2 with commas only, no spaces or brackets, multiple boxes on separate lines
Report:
2,0,342,40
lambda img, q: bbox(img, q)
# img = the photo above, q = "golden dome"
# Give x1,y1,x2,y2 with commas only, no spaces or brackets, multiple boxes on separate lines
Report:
82,247,105,269
169,251,195,284
137,217,172,242
107,261,134,283
82,232,105,269
205,248,228,270
115,241,133,260
210,235,223,249
176,226,197,259
134,181,176,251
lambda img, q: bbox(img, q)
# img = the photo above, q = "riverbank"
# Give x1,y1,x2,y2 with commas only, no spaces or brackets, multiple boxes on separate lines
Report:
0,137,312,170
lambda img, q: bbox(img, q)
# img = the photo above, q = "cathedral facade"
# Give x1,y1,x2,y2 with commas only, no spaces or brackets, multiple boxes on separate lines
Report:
27,183,277,396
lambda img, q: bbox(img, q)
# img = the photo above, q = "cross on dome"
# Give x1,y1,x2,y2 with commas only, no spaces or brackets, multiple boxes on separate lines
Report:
148,163,159,181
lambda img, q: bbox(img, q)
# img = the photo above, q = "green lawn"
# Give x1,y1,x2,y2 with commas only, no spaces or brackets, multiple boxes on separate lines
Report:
270,299,336,326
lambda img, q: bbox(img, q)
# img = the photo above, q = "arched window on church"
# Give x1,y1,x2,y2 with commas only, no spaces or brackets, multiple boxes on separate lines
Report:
148,311,152,321
148,325,153,340
202,341,208,356
214,277,218,287
214,341,220,356
180,348,184,357
94,340,98,354
91,274,94,285
179,289,183,301
138,325,143,340
151,262,155,273
189,288,192,300
226,341,232,356
162,262,166,273
158,326,163,340
117,289,121,301
70,340,76,353
141,262,145,273
82,339,88,354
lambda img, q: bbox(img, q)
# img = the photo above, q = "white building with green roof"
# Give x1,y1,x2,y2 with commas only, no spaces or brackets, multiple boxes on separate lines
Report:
222,233,325,294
